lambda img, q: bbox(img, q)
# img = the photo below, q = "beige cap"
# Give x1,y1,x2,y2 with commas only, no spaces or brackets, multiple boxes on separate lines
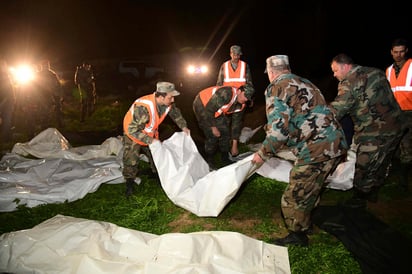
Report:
156,82,180,96
265,55,289,73
230,45,242,55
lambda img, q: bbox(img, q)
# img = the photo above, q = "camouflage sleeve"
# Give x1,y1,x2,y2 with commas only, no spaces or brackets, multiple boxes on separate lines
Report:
245,64,253,86
168,104,188,129
329,79,356,120
230,108,245,140
259,85,290,160
205,88,233,127
129,105,153,144
216,64,224,86
193,95,213,128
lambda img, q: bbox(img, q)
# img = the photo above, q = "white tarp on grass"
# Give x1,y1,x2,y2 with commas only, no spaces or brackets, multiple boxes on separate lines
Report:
0,128,125,212
0,128,354,215
0,214,291,274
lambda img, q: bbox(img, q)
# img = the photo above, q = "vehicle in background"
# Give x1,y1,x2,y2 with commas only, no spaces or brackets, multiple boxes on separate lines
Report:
169,47,217,91
118,60,164,79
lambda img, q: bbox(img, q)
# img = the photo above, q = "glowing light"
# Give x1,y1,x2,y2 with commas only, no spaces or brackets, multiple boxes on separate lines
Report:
9,64,36,85
186,64,209,75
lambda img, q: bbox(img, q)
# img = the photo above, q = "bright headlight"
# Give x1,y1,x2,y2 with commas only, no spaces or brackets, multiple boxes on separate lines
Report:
200,65,208,74
187,65,196,74
9,64,36,85
186,64,208,75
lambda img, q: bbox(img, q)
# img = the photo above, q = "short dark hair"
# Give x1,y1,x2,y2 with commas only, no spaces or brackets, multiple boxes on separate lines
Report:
331,53,354,65
391,38,408,49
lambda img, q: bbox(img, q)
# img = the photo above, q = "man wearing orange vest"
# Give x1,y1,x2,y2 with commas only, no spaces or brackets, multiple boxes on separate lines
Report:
386,38,412,190
123,82,190,197
216,45,254,158
192,84,254,170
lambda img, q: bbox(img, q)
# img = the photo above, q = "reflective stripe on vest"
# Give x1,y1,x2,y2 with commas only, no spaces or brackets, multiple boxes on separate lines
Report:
223,60,246,88
123,93,170,145
198,86,245,118
386,59,412,110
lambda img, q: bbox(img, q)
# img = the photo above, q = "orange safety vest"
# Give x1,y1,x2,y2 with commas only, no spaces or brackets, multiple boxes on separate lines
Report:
199,86,245,118
123,93,170,146
386,59,412,110
222,60,246,88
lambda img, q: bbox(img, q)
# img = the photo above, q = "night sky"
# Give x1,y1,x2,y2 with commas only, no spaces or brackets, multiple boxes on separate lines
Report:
1,0,411,95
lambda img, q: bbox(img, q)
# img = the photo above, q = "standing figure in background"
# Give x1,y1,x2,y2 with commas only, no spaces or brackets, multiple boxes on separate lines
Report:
35,60,64,129
216,45,254,157
385,38,412,191
0,59,16,143
122,82,190,197
330,53,404,208
75,61,97,122
252,55,347,247
193,84,254,170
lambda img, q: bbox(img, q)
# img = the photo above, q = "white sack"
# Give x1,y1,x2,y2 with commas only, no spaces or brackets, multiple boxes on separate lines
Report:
0,214,291,274
150,132,260,217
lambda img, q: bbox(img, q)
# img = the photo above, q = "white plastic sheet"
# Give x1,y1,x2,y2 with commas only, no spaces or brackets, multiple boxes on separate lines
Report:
0,128,125,212
150,132,260,217
0,214,291,274
0,128,355,215
256,149,355,191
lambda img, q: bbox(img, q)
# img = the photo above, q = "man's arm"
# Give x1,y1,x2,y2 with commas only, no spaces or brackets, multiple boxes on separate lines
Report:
216,63,225,86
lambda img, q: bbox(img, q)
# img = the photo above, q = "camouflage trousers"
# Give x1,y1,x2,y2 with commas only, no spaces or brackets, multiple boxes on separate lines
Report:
354,133,403,192
281,156,343,232
122,135,156,179
202,117,231,155
193,100,231,155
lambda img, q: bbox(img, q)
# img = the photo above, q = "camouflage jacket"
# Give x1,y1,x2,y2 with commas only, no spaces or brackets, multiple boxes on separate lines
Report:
193,86,245,140
259,73,347,165
330,65,404,143
128,101,188,144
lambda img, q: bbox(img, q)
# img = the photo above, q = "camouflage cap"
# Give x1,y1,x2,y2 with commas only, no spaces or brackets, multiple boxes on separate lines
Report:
156,82,180,96
230,45,242,55
241,84,255,101
264,55,289,73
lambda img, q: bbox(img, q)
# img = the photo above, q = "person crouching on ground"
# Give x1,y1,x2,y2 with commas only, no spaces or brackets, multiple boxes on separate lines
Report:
122,81,190,197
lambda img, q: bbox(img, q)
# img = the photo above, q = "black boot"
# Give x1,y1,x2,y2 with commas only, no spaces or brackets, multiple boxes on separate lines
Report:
270,231,309,247
125,179,135,197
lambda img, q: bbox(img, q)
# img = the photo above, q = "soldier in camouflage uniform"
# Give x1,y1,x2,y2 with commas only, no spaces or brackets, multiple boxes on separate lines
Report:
123,82,190,197
35,60,63,129
193,84,255,170
75,61,97,122
252,55,348,247
330,53,404,207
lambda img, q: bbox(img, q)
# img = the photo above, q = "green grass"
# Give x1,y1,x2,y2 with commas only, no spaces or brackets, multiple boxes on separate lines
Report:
0,174,363,273
1,94,411,273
